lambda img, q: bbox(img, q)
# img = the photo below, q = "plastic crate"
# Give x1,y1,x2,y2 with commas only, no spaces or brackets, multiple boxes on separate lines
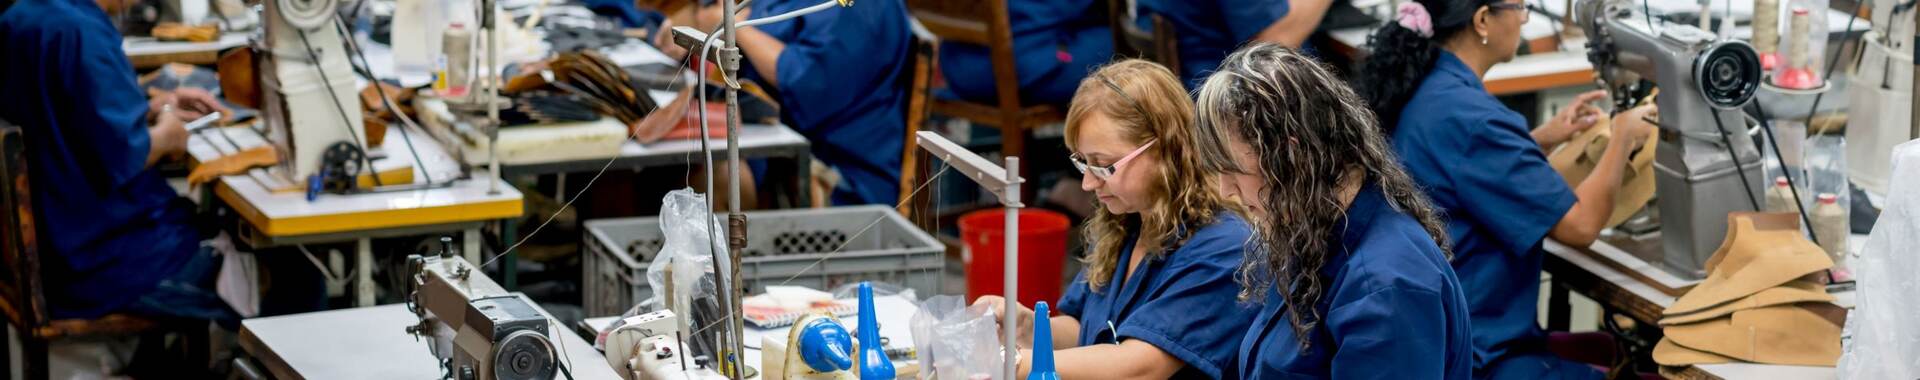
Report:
584,205,945,316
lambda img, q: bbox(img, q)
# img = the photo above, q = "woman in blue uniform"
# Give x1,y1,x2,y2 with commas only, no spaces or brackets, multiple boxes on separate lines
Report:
652,0,910,206
973,59,1255,379
939,0,1113,106
1135,0,1327,85
1353,1,1657,379
1190,43,1473,379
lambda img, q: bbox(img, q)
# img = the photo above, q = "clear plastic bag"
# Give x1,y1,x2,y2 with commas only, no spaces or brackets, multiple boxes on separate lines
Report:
909,295,1004,380
1838,139,1920,379
601,189,727,358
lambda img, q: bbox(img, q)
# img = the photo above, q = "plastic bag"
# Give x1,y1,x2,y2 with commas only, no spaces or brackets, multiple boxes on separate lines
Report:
909,295,1004,380
601,189,727,358
832,281,918,304
1838,139,1920,379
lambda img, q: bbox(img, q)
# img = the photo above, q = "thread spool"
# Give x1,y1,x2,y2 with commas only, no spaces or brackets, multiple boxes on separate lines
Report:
440,24,474,98
1754,0,1780,68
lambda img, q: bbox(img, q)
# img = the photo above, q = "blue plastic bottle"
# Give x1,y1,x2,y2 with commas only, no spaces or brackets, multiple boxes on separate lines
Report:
1028,302,1058,380
857,282,895,379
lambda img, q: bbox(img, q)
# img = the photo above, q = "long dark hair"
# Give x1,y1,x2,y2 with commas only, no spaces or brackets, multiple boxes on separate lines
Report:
1355,0,1498,131
1193,44,1452,349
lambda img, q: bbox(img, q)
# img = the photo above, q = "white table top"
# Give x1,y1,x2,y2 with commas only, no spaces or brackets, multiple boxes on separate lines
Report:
241,299,622,380
123,34,248,57
186,123,522,239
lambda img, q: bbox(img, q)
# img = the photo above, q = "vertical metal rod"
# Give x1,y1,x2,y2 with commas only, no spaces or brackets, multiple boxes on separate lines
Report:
1003,156,1021,380
484,0,501,196
721,0,749,378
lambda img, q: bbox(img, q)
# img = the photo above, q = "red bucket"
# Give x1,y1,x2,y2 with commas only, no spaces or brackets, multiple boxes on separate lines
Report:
959,209,1072,307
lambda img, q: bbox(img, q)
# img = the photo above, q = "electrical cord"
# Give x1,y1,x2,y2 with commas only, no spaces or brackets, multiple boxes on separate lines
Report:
1709,109,1764,212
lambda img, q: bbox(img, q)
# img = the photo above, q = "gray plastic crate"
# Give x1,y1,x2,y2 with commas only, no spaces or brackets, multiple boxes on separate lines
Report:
584,205,945,316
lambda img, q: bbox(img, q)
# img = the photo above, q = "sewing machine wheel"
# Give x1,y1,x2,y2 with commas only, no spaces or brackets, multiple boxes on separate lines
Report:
493,330,558,380
275,0,337,30
1694,41,1763,109
320,141,365,192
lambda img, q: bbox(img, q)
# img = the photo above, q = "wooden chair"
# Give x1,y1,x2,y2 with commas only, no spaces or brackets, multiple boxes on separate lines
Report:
0,123,164,380
899,20,939,223
904,0,1064,185
1107,0,1181,78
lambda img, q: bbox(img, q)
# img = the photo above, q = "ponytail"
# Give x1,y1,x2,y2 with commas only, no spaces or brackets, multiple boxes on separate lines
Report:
1354,0,1498,133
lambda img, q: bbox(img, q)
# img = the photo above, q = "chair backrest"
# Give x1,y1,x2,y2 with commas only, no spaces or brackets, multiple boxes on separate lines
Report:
0,122,48,331
1106,0,1181,76
904,0,1025,116
899,20,938,220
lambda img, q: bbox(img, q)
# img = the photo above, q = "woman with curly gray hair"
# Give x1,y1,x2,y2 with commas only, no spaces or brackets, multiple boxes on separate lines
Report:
1190,43,1473,378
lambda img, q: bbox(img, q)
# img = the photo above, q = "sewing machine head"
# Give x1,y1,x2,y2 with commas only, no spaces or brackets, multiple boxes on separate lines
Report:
256,0,369,186
407,254,559,380
1579,0,1766,279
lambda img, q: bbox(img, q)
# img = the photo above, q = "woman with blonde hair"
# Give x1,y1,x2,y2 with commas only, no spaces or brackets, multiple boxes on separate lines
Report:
974,59,1257,380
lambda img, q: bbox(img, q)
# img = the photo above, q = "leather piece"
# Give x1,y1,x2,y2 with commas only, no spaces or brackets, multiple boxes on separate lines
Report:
189,145,279,187
1666,212,1834,315
1661,303,1846,367
1548,113,1659,228
1660,280,1834,325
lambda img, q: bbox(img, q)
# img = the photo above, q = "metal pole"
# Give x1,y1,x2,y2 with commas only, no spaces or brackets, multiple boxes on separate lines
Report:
1002,156,1021,380
720,0,749,378
483,0,501,196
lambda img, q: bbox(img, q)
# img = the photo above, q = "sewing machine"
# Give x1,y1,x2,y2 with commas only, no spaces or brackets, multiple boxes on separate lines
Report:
1579,0,1767,279
258,0,369,185
407,253,560,380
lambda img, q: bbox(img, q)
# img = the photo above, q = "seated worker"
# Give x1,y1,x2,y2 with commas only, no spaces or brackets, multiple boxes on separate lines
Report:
938,0,1114,106
1191,43,1472,379
1354,0,1659,378
0,0,242,326
1136,0,1331,85
974,59,1256,379
650,0,910,206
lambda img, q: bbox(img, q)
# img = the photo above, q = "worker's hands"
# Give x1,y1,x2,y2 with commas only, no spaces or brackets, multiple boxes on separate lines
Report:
147,108,190,167
1535,90,1609,148
652,4,754,62
972,295,1037,349
1611,103,1658,146
654,19,692,61
150,87,233,123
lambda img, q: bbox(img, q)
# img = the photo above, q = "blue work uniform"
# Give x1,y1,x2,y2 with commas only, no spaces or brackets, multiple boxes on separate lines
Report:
0,0,199,319
938,0,1114,105
1136,0,1289,86
1236,183,1473,379
742,0,908,206
1056,212,1256,380
1388,51,1602,380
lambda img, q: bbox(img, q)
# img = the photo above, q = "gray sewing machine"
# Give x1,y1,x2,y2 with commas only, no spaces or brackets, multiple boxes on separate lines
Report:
407,253,560,380
1578,0,1767,279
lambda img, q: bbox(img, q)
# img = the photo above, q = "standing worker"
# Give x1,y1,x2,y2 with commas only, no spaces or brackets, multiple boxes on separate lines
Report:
975,60,1257,380
1354,0,1658,378
1193,43,1474,379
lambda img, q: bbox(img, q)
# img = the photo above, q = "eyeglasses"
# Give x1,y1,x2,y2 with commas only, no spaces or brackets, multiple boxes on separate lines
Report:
1071,140,1157,180
1488,2,1530,22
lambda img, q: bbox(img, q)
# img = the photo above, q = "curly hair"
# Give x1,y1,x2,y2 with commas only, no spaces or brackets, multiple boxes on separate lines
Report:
1192,44,1452,349
1354,0,1500,131
1063,59,1238,291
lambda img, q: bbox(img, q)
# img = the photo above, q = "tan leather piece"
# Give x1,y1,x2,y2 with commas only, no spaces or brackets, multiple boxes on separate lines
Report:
1653,336,1738,366
1548,114,1659,228
1660,280,1833,325
189,145,279,187
1666,213,1834,315
1661,303,1846,367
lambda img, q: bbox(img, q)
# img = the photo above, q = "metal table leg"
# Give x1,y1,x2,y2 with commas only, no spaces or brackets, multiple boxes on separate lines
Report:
356,238,375,307
463,228,482,266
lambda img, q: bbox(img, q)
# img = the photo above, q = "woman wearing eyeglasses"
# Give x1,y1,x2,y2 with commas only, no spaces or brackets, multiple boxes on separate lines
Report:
973,59,1256,380
1353,0,1657,379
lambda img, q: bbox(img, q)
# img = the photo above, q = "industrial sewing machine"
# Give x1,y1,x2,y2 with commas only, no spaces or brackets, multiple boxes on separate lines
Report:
407,253,561,380
1578,0,1767,279
256,0,370,186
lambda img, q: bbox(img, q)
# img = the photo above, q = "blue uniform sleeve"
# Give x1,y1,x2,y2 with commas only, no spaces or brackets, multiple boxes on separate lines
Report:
1325,285,1454,379
56,21,153,193
770,6,889,131
1056,271,1089,318
1452,114,1577,255
1223,0,1290,42
1112,226,1256,379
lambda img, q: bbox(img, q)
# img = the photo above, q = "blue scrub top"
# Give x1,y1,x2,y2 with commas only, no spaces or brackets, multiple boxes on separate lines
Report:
1056,212,1256,380
938,0,1114,105
743,0,908,206
1388,52,1600,380
1236,183,1473,379
0,0,198,319
1136,0,1289,86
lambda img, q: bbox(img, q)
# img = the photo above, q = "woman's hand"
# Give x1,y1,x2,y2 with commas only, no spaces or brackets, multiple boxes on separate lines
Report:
1534,90,1609,148
1611,103,1658,146
972,295,1037,349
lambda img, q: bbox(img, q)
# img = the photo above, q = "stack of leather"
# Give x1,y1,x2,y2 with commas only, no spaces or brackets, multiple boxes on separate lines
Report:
1654,212,1847,367
1548,112,1659,228
504,51,660,130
